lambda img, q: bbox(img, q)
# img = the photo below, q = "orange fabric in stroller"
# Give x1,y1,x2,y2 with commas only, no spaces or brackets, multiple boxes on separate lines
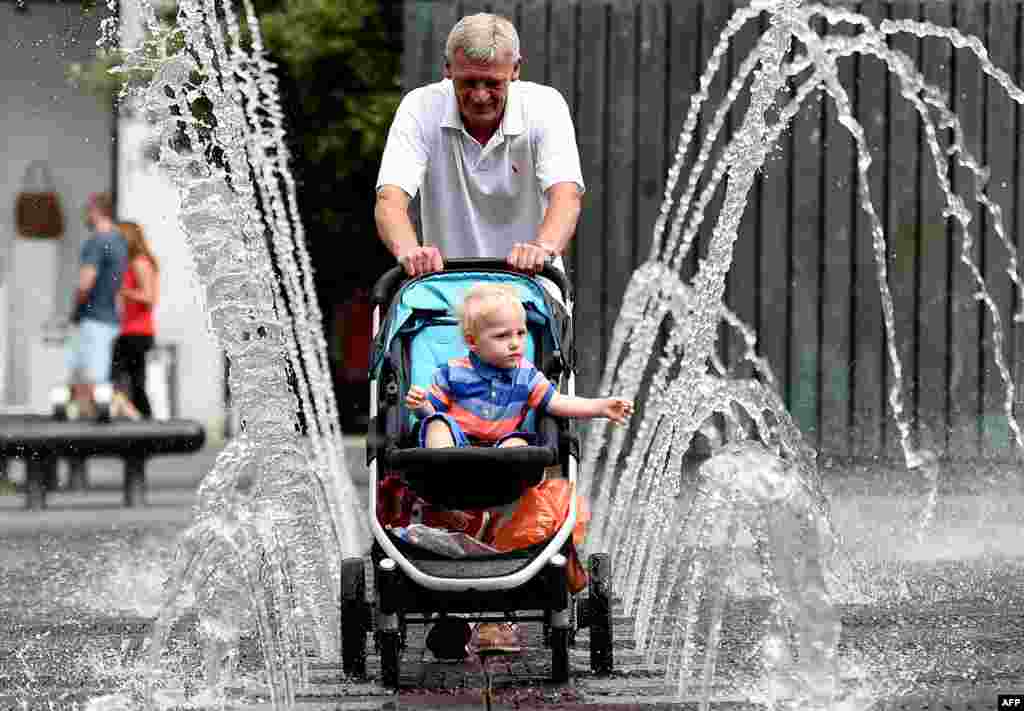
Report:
491,480,590,592
377,475,591,592
491,479,589,550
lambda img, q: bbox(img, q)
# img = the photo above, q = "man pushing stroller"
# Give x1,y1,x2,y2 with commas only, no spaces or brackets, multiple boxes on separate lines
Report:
374,11,600,662
375,13,583,281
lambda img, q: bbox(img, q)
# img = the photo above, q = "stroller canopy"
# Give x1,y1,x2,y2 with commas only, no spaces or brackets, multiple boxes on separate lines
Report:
371,271,571,395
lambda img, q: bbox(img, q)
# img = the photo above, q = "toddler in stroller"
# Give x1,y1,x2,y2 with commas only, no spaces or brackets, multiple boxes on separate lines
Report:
349,259,627,687
407,280,630,656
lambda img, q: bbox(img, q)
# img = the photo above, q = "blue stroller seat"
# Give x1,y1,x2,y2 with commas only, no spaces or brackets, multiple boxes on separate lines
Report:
345,259,613,689
370,267,572,509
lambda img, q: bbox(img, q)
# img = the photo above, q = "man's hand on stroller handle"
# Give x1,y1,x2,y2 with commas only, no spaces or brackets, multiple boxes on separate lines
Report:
507,240,557,275
405,385,436,417
397,245,444,277
396,242,556,278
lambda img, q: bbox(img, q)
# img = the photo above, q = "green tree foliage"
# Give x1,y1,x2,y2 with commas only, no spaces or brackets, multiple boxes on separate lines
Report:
253,0,401,302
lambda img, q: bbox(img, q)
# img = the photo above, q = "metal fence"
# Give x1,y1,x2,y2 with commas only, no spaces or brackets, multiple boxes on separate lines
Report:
402,0,1024,462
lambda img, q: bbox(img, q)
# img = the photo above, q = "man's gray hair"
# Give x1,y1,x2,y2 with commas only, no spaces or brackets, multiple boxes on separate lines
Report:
445,13,521,64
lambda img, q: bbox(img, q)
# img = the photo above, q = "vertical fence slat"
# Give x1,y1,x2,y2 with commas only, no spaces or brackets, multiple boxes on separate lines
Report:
916,1,953,458
726,1,761,381
949,0,985,461
820,14,856,460
664,0,703,269
886,0,921,461
548,1,576,112
982,0,1016,457
789,26,823,448
433,2,460,80
548,0,577,124
549,0,578,282
575,0,609,396
634,0,668,267
519,0,549,84
490,0,518,23
404,0,432,91
758,14,790,410
697,0,734,368
604,0,637,347
851,0,887,459
460,0,487,15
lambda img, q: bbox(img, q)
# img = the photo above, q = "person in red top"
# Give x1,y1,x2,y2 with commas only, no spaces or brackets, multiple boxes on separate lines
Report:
111,221,159,419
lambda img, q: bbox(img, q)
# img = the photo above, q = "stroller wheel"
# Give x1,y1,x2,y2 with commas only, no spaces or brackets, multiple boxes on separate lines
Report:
379,629,402,689
550,627,570,683
588,553,614,675
341,558,368,677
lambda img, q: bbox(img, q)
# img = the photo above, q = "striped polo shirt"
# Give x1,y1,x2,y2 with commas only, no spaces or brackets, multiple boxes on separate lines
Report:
426,352,555,442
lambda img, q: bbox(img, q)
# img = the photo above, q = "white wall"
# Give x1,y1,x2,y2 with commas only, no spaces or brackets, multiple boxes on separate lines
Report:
117,1,225,436
0,3,115,406
117,118,226,436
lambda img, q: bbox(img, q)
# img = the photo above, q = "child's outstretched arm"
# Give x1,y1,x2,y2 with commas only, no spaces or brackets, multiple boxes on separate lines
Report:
546,393,633,424
405,385,436,418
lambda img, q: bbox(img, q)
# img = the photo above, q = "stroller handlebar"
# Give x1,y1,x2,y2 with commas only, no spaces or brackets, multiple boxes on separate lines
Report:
371,258,571,307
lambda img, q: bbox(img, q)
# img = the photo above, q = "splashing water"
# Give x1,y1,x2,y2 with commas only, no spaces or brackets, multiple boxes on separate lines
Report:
582,0,1024,707
90,0,1024,707
100,0,367,706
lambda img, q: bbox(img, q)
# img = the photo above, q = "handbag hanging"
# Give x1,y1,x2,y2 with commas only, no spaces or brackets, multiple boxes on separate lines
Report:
15,160,64,239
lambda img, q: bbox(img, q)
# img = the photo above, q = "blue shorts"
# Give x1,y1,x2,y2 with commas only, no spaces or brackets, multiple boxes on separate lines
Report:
419,412,536,448
66,318,120,384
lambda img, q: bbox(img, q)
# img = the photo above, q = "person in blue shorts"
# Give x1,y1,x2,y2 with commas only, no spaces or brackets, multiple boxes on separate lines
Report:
66,193,128,410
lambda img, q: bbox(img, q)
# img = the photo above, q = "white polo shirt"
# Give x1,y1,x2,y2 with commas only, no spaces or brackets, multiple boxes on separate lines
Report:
376,79,585,265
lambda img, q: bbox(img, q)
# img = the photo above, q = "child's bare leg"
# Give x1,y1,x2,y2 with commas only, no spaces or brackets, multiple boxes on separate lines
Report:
496,437,528,448
424,419,456,448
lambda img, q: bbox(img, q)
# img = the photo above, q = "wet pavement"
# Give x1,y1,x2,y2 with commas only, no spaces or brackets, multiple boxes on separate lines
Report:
0,443,1022,709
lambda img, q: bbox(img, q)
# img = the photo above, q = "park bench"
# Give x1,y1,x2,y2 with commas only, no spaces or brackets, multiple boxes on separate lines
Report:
0,414,205,510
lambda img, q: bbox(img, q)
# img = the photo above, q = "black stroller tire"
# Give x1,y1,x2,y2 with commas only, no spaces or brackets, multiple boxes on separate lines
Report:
551,627,570,683
379,629,402,688
588,553,614,675
341,558,368,677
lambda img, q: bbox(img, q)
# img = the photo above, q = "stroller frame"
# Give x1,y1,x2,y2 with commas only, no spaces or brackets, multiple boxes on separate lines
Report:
342,260,614,688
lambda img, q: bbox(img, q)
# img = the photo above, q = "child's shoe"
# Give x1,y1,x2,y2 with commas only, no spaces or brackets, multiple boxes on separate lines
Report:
471,622,521,655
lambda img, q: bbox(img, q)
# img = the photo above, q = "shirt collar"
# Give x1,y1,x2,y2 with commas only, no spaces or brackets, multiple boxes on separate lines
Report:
469,351,516,381
440,79,525,137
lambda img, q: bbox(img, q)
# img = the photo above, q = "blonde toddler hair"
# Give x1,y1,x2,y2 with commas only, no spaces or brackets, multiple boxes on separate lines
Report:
458,282,525,338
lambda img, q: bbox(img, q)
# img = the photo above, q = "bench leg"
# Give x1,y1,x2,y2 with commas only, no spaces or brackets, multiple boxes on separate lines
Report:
45,457,59,492
67,457,89,491
124,457,147,507
25,456,53,510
